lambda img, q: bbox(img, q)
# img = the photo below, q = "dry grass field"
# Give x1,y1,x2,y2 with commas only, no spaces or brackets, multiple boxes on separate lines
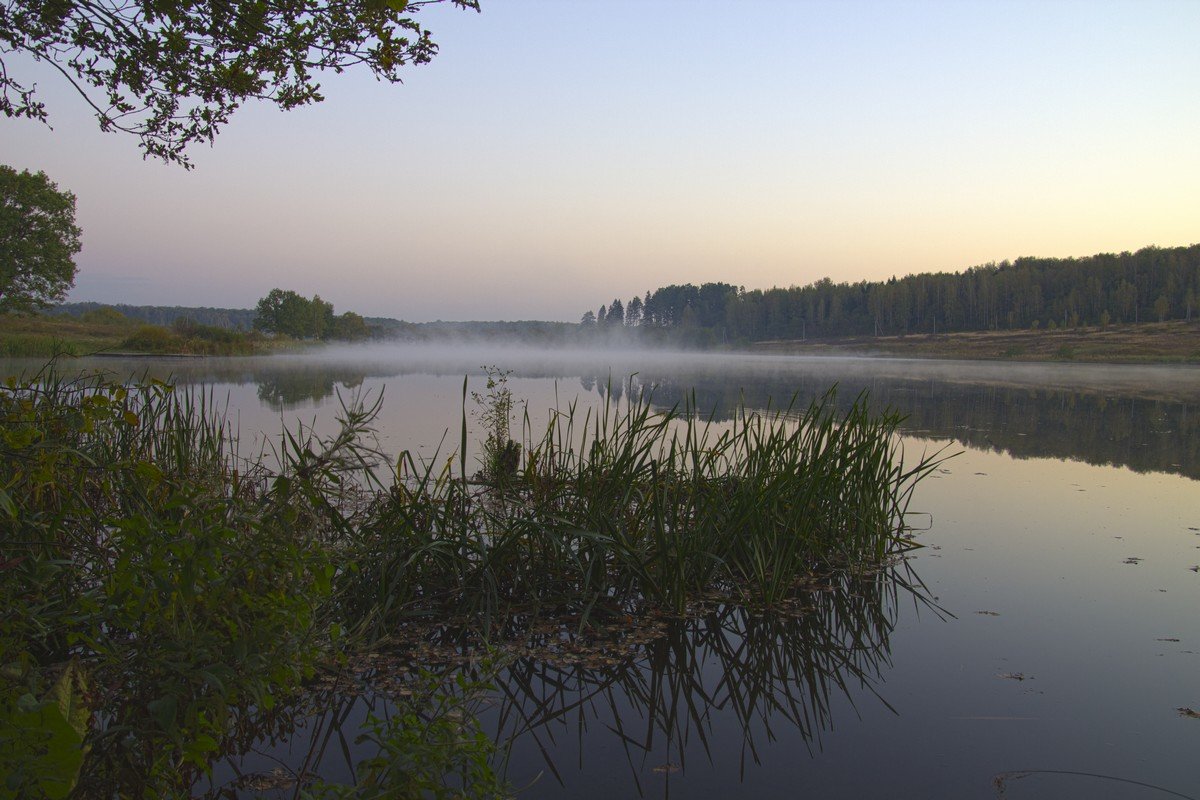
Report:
750,320,1200,363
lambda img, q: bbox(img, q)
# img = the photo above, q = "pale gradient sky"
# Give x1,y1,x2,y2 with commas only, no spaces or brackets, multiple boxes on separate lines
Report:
4,0,1198,321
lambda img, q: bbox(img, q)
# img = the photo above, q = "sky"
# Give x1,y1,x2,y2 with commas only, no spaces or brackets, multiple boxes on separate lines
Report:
4,0,1199,322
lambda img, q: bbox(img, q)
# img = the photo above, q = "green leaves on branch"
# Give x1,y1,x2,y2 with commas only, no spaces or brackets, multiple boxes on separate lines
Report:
0,0,481,165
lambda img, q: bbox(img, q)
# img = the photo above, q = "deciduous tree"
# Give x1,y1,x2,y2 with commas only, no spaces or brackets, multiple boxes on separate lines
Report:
254,288,319,338
330,310,370,341
1154,294,1169,322
0,165,81,313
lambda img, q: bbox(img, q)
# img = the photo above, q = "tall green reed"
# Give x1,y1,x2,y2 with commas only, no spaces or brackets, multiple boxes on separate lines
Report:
347,381,946,638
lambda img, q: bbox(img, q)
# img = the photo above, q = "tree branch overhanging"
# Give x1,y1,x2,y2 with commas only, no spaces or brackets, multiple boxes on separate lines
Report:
0,0,481,167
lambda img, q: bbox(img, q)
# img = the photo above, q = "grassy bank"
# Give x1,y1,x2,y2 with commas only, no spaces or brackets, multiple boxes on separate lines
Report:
0,311,276,357
0,369,938,797
0,311,128,357
751,319,1200,363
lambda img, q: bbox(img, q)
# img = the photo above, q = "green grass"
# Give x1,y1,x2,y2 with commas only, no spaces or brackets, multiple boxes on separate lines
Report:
0,313,126,356
0,311,272,358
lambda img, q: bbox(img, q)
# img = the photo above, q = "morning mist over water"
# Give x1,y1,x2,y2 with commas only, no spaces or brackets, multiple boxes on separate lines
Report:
49,342,1200,479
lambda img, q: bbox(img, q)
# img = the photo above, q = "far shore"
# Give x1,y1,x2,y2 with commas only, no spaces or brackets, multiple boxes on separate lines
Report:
4,312,1200,365
749,320,1200,364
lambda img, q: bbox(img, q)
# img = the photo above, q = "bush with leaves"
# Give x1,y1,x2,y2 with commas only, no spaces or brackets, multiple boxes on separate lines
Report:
0,371,368,795
303,670,509,800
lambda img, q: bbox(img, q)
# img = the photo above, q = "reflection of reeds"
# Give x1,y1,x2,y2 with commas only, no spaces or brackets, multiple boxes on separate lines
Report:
341,386,943,637
213,561,932,795
483,560,932,789
205,669,504,799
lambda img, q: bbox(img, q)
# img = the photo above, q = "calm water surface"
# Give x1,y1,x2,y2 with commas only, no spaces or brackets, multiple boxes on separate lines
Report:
14,346,1200,798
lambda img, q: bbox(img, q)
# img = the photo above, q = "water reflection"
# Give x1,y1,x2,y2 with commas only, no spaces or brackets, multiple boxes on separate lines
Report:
11,351,1198,476
611,371,1200,480
9,349,1192,797
205,561,933,798
492,562,931,797
254,367,366,409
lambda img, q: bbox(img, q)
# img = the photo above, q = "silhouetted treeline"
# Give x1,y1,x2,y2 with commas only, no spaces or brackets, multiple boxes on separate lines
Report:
386,320,584,345
48,303,586,346
583,244,1200,345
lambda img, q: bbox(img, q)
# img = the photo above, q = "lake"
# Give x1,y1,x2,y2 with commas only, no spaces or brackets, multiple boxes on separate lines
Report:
15,346,1199,798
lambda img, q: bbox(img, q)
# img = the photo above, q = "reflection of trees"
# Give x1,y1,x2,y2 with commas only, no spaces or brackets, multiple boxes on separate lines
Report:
578,370,1200,479
70,354,1198,477
487,563,929,795
254,368,365,409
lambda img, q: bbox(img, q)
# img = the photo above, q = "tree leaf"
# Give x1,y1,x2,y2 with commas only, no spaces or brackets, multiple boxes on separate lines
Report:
147,695,178,732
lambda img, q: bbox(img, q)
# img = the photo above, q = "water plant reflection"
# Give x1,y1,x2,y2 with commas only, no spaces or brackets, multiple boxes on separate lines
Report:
207,559,932,797
488,560,934,794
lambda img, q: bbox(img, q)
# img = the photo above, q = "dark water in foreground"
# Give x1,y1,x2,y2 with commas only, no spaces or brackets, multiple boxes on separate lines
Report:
10,347,1199,798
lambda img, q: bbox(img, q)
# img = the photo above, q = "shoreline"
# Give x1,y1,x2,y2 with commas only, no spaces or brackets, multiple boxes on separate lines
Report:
6,313,1200,365
747,319,1200,364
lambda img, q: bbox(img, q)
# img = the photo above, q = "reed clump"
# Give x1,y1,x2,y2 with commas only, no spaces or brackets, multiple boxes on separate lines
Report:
346,381,942,636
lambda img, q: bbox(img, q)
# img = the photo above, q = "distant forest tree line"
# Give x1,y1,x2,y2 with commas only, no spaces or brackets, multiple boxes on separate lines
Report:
52,293,386,342
582,244,1200,346
50,302,259,330
49,301,580,346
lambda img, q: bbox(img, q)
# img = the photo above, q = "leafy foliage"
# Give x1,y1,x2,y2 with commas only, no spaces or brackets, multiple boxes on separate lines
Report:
0,363,937,794
0,661,89,800
0,165,81,313
255,288,333,339
329,309,371,341
120,318,262,354
50,302,259,331
0,371,355,795
0,0,481,165
254,287,374,341
0,367,518,796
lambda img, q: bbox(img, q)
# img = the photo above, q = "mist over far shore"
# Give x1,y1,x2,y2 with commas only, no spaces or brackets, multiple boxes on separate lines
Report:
16,338,1195,405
